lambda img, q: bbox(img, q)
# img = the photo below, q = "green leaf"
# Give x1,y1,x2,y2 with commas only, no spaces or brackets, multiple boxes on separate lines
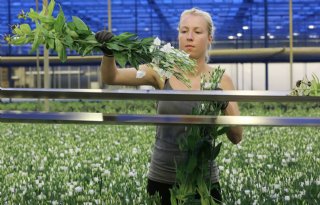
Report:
11,36,27,45
72,16,88,31
186,155,197,173
63,35,74,47
82,45,95,56
31,23,41,53
38,15,55,24
55,38,67,62
212,142,222,161
13,27,24,36
106,43,122,51
48,38,55,49
141,37,154,45
114,52,127,68
28,8,40,20
47,0,56,16
216,126,229,136
39,3,46,16
115,32,136,41
66,28,79,38
76,30,92,37
128,57,139,69
54,5,65,33
19,24,32,34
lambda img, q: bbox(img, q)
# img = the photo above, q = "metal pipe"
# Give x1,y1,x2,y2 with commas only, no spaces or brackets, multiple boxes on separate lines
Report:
264,0,269,90
0,111,319,126
1,47,320,65
107,0,112,32
0,47,320,64
289,0,294,89
36,0,41,89
43,0,50,111
1,88,319,102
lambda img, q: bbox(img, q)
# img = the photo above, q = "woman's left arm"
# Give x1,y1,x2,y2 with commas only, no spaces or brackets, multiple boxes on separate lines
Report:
220,74,243,144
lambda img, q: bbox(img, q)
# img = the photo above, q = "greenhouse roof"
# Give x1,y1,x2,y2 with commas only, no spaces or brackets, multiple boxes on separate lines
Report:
0,0,319,55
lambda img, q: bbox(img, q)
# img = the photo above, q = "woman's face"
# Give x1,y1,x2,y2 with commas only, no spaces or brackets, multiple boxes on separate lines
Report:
178,14,212,60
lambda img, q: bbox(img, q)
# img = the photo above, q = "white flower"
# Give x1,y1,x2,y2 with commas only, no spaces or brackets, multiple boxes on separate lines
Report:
153,37,161,46
247,153,254,158
204,82,212,89
60,166,68,171
164,71,173,78
37,192,46,200
75,186,83,193
102,169,110,176
136,70,146,78
261,186,267,193
51,200,59,205
224,158,231,164
244,190,250,195
305,180,310,186
132,147,138,154
160,43,173,53
267,164,273,169
284,196,290,201
149,45,155,53
128,170,137,177
88,189,95,195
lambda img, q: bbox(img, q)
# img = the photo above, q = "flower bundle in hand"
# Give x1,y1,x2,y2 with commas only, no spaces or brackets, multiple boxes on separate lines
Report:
170,66,229,205
4,0,196,87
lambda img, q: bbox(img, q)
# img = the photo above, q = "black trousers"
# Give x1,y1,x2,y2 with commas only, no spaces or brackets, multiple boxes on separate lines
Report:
147,178,222,205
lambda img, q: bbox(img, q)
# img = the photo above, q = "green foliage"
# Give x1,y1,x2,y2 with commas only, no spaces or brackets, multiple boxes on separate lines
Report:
0,101,319,204
5,0,196,87
170,67,229,205
290,74,320,96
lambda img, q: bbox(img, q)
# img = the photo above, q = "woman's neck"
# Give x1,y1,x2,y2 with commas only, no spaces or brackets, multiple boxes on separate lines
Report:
194,58,209,76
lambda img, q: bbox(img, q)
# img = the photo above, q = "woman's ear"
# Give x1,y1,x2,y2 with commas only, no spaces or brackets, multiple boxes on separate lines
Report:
208,35,213,44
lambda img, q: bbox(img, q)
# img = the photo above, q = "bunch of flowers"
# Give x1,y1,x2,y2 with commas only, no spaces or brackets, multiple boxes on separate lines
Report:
170,66,229,205
4,0,196,87
290,74,320,96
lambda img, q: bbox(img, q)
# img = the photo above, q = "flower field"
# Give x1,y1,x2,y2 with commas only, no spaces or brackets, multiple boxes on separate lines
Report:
0,100,319,204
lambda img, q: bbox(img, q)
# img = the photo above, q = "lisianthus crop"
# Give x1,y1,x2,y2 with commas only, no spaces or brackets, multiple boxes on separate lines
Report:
170,66,229,205
4,0,196,87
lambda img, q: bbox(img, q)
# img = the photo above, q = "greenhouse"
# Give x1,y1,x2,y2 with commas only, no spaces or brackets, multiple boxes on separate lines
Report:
0,0,319,204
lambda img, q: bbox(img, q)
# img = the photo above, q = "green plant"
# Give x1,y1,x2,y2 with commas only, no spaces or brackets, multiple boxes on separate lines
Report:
290,74,320,96
4,0,196,87
170,66,229,205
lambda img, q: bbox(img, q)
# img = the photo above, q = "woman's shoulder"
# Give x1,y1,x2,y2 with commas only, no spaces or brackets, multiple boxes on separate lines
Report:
220,73,235,90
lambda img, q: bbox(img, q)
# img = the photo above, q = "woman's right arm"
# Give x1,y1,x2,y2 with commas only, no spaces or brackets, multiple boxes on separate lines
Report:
101,56,164,89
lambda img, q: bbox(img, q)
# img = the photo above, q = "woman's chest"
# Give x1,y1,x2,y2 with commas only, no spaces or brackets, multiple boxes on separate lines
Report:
168,76,201,90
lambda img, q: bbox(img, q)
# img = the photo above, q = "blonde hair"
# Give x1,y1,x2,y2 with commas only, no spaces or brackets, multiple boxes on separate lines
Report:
178,8,215,62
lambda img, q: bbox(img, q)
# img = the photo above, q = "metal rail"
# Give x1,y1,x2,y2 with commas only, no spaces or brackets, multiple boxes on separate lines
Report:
1,47,320,66
0,111,319,126
1,88,319,102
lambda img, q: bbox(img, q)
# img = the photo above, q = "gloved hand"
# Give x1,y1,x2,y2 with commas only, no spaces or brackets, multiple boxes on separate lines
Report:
95,30,114,57
215,87,229,110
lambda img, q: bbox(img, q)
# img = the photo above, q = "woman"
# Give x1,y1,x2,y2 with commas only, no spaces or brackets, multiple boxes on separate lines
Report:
96,8,243,205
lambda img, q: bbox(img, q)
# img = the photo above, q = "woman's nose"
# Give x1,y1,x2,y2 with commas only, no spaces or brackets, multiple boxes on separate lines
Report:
187,32,193,40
